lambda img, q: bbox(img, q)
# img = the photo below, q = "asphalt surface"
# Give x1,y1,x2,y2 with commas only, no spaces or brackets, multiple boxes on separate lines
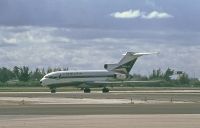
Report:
0,91,200,102
1,115,200,128
1,91,200,128
0,91,200,115
1,103,200,115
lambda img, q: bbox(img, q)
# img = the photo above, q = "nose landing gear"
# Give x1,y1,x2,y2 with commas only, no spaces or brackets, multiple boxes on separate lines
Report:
50,88,56,93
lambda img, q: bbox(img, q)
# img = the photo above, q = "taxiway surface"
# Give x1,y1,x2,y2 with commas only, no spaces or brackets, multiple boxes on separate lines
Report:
1,115,200,128
0,91,200,128
0,91,200,115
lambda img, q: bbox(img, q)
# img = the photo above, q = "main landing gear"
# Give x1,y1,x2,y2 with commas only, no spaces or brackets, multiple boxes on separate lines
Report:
50,88,56,93
83,87,109,93
102,87,109,93
83,87,91,93
49,87,109,93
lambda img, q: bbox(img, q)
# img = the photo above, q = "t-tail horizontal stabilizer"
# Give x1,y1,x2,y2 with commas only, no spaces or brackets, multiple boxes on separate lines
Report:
104,52,158,74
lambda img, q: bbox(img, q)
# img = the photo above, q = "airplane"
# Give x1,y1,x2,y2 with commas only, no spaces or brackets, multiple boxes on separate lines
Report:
40,52,158,93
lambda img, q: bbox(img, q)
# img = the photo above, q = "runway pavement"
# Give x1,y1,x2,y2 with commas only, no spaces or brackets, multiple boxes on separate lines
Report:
0,91,200,104
1,115,200,128
0,91,200,127
0,91,199,102
0,91,200,115
1,103,200,115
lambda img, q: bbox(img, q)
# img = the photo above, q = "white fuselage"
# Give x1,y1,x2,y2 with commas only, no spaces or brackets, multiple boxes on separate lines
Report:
40,52,158,90
40,70,116,87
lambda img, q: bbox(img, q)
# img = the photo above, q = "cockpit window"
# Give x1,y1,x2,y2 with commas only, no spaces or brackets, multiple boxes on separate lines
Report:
45,75,58,79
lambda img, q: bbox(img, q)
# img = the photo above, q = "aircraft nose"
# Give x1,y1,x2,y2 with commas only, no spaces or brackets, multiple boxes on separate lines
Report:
40,78,46,86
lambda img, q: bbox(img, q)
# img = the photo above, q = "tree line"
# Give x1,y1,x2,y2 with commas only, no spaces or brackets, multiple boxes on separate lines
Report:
0,66,68,83
130,68,200,87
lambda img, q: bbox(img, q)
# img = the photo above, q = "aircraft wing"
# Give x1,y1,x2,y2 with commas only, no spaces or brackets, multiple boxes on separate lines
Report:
93,80,162,84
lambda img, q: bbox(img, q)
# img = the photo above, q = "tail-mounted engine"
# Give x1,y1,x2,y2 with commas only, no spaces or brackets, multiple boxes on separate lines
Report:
114,73,127,80
104,64,118,71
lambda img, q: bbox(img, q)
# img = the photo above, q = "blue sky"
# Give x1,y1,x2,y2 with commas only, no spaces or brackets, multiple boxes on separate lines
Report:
0,0,199,31
0,0,200,77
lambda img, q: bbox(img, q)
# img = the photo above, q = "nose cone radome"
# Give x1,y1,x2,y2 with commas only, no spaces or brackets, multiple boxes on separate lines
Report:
40,78,46,86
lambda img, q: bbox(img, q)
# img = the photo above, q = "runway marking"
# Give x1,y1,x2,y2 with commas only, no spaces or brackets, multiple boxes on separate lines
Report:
0,97,195,105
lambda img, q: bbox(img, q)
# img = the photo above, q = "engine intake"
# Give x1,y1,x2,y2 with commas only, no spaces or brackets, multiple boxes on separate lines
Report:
114,73,127,80
104,64,108,69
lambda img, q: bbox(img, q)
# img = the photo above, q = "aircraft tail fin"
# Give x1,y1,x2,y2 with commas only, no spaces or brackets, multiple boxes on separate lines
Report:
104,52,158,74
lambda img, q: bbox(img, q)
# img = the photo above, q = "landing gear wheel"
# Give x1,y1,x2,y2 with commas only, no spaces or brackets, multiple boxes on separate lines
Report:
102,87,109,93
50,89,56,93
84,88,91,93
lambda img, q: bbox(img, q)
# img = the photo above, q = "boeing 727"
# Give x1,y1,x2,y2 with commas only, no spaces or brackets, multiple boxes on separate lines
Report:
40,52,158,93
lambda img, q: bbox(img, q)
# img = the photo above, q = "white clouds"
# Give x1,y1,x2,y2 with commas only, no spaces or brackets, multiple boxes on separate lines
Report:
0,26,200,77
111,9,173,19
111,10,141,19
142,11,173,19
2,38,17,44
0,26,71,45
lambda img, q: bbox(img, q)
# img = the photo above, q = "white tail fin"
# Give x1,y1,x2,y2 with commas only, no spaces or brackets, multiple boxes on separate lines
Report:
104,52,158,74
